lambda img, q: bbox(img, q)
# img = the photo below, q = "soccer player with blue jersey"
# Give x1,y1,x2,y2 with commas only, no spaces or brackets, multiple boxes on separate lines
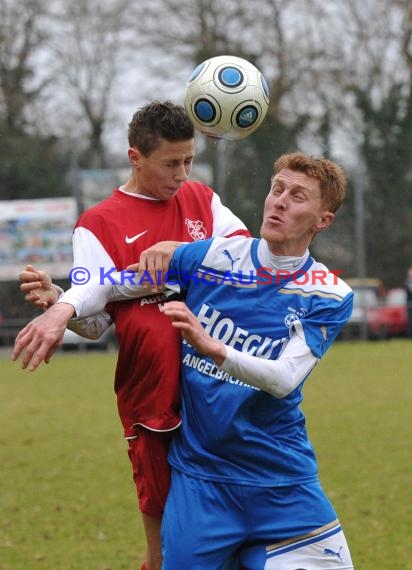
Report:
14,152,355,569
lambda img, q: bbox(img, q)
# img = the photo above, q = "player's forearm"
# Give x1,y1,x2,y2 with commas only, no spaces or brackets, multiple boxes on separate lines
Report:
218,332,318,398
48,302,76,321
57,273,148,318
67,312,112,339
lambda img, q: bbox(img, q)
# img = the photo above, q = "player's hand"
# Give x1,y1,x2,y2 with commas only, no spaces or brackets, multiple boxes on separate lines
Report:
12,303,75,371
19,264,59,309
126,241,182,292
159,301,226,365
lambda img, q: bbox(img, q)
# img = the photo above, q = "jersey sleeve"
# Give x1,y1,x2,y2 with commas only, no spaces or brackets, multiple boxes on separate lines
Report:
221,331,318,398
168,238,216,294
58,272,150,318
295,291,354,358
63,225,117,337
72,226,115,276
211,193,250,238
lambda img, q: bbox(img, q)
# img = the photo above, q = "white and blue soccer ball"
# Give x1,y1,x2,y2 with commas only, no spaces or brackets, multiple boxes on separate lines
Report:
184,55,270,141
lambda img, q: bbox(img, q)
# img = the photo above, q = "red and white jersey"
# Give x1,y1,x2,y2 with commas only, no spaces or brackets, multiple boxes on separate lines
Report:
72,182,249,436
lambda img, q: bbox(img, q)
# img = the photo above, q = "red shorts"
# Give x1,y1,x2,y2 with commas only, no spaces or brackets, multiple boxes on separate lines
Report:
127,425,174,518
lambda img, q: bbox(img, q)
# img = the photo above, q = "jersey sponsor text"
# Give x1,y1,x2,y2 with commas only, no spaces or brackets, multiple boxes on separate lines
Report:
196,303,287,358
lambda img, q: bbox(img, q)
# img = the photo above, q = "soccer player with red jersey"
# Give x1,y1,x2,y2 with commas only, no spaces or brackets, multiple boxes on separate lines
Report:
17,101,249,570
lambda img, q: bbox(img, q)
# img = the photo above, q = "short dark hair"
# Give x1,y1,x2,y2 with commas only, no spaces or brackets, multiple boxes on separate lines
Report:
274,152,347,212
128,100,195,156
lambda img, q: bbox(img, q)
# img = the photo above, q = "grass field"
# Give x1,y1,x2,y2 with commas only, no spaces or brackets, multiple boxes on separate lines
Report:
1,340,412,570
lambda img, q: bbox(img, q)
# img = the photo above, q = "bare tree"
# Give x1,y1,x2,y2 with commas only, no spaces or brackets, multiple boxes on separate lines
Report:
318,0,412,285
46,0,137,167
0,0,50,131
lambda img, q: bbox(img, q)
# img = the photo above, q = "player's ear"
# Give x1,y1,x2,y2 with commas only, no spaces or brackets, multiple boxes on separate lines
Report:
128,147,142,167
313,211,334,233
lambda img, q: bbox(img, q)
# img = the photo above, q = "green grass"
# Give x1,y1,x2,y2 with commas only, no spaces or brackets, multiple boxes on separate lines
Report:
0,350,145,570
302,340,412,570
1,340,412,569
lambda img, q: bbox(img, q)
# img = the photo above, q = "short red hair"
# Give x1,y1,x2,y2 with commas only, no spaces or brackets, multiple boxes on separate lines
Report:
274,152,347,212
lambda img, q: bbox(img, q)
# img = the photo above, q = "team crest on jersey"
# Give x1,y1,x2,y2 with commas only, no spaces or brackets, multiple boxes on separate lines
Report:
284,305,308,329
185,218,206,240
284,313,299,329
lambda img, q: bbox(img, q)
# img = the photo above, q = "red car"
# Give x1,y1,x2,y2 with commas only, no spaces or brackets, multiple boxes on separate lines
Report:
366,288,408,339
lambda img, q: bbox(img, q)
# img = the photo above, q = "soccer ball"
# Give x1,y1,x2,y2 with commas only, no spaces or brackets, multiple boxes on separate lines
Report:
184,55,269,141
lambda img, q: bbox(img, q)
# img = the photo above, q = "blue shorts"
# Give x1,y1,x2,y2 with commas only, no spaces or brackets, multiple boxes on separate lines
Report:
161,470,353,569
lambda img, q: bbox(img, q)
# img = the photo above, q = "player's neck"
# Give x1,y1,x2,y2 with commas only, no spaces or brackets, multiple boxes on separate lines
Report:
122,174,141,195
122,175,158,200
258,240,309,270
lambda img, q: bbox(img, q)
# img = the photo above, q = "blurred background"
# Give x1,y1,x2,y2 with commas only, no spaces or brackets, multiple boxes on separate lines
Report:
1,0,411,342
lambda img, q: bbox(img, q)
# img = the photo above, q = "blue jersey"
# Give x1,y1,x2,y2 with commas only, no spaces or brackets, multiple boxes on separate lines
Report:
167,236,353,487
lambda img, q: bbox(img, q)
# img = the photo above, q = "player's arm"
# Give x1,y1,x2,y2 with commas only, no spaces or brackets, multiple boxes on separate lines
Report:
13,233,124,371
17,228,116,329
12,274,154,371
68,226,115,336
160,301,318,398
18,265,111,340
57,272,156,317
